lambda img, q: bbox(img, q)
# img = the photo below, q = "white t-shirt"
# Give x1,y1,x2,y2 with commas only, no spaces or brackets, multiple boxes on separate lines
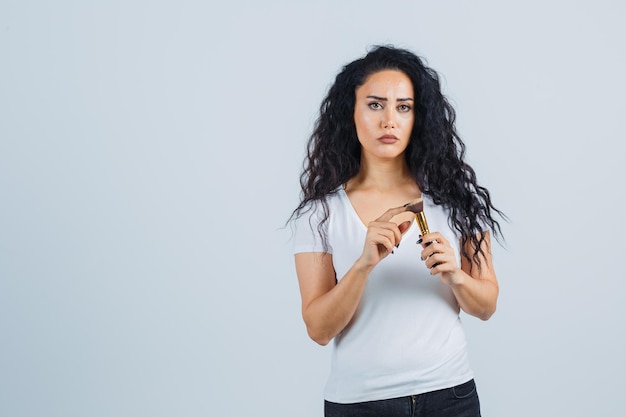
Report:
293,188,474,404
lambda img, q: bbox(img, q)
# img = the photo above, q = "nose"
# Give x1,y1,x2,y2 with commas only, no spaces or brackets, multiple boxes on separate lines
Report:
381,109,396,129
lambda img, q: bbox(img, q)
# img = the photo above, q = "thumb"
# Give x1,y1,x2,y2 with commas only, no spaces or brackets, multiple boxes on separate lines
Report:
398,220,412,235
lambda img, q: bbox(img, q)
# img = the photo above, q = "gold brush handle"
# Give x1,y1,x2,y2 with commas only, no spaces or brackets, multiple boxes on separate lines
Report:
415,211,440,266
415,212,430,236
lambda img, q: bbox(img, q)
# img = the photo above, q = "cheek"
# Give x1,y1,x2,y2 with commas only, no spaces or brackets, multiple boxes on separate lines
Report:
355,111,376,131
403,116,415,133
353,113,369,138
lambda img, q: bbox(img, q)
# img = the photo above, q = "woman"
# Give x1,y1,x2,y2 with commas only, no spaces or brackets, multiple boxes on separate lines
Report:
290,45,504,417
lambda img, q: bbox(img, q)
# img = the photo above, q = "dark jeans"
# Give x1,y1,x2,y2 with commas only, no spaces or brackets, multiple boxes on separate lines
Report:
324,379,481,417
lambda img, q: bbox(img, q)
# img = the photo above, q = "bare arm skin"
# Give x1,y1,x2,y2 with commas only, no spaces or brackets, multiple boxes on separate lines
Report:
295,206,411,346
419,231,499,320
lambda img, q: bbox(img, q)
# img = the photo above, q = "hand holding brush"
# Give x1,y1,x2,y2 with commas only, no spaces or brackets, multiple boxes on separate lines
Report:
404,198,459,278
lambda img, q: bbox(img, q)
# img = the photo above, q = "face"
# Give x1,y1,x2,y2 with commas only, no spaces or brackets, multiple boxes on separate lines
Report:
354,69,415,161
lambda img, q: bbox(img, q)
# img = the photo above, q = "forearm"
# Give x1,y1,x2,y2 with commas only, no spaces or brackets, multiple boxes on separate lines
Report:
303,259,372,346
421,232,499,320
448,270,499,320
298,207,412,345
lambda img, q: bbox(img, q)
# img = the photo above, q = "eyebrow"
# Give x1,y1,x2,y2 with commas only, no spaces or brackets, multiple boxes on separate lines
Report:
366,95,414,102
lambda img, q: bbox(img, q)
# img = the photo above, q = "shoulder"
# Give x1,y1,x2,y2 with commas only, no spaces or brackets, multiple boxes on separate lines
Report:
292,188,344,254
298,188,345,216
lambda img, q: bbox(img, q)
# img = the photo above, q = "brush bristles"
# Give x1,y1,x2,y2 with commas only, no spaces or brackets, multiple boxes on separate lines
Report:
404,198,424,214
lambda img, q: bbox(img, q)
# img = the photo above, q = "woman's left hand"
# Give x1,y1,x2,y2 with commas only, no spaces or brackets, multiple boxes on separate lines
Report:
418,232,463,285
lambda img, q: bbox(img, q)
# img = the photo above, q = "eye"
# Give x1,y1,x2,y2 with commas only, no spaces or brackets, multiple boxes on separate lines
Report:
398,104,412,113
368,102,383,110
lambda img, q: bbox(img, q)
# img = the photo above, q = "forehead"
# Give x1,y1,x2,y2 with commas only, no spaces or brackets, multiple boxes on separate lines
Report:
356,70,413,95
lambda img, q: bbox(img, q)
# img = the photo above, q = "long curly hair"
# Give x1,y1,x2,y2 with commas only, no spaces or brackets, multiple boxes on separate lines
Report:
290,45,505,268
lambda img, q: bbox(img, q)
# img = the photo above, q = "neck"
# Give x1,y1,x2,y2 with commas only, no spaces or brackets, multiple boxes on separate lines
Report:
347,156,412,192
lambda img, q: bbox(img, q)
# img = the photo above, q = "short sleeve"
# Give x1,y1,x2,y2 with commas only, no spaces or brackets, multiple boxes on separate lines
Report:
292,201,332,254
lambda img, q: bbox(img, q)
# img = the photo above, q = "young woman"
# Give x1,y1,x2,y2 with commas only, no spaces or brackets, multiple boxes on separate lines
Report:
290,45,504,417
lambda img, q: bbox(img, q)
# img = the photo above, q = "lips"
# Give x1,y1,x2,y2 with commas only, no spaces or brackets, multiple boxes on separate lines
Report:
378,134,399,144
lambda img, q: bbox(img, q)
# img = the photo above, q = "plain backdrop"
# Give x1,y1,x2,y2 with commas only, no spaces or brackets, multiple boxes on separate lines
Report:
1,1,625,416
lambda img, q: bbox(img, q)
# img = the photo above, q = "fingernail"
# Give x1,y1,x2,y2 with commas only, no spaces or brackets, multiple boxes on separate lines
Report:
396,243,400,248
416,239,423,244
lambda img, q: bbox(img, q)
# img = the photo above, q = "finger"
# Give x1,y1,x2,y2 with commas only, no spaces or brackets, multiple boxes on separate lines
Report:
430,262,443,275
425,252,446,269
418,232,448,248
379,229,398,253
423,232,440,246
369,221,404,248
432,233,451,248
375,205,411,223
398,220,412,235
416,233,433,247
421,244,450,263
422,241,445,257
368,227,397,254
378,236,396,255
420,247,438,262
429,259,455,275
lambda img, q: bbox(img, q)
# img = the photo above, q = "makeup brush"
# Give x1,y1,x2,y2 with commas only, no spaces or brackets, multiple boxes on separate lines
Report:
404,198,429,237
405,198,441,267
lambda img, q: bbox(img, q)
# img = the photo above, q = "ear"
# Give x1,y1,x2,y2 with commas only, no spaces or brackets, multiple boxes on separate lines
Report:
398,220,412,235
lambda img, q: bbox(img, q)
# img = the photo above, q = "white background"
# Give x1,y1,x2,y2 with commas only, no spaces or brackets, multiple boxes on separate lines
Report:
1,1,625,416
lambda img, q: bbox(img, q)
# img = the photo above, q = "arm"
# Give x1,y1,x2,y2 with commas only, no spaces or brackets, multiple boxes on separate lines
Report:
295,252,372,346
295,206,412,346
419,231,499,320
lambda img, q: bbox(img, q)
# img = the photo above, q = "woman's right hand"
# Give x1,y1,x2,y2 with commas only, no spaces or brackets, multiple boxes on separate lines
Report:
296,205,412,345
359,206,412,269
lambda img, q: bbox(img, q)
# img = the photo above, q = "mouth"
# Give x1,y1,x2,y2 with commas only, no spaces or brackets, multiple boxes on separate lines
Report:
378,134,398,144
